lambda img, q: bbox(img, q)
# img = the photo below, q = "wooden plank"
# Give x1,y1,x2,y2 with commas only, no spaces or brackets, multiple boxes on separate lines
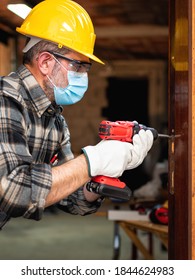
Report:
0,40,12,75
108,210,149,221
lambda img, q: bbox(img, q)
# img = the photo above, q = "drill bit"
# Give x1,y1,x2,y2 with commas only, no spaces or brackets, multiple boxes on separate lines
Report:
158,133,172,139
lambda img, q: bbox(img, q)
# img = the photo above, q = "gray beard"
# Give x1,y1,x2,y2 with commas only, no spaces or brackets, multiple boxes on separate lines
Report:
43,76,55,102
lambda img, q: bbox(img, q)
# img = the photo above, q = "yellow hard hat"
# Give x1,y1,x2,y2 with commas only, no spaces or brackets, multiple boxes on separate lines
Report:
16,0,104,64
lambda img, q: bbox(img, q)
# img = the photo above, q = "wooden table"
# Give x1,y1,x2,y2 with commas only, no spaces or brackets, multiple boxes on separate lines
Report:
97,200,168,260
117,220,168,260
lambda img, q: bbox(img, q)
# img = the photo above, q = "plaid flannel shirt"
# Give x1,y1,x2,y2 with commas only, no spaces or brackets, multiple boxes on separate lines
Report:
0,65,102,221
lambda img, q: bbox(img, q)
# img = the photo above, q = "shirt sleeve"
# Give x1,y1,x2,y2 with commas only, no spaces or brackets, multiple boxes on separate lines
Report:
56,120,104,216
57,186,104,216
0,96,52,221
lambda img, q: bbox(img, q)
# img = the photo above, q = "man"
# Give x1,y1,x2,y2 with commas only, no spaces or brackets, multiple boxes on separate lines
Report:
0,0,154,228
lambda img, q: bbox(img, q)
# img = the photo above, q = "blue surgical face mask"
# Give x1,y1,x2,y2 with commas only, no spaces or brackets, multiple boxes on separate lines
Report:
47,62,88,105
57,71,88,105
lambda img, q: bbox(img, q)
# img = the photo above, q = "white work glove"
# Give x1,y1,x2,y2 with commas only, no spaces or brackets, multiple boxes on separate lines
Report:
126,129,154,169
82,129,154,177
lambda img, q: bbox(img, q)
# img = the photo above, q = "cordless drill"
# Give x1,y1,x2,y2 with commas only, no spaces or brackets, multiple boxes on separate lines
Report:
86,120,158,201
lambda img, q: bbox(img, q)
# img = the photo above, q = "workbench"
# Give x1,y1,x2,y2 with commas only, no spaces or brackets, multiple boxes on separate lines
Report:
107,210,168,260
96,198,168,259
117,220,168,260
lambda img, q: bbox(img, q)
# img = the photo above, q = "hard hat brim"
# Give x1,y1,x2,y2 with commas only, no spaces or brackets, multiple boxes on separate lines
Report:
84,53,105,65
19,31,105,65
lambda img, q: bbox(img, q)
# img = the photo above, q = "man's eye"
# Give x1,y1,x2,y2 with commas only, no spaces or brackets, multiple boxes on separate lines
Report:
69,62,78,71
69,62,75,68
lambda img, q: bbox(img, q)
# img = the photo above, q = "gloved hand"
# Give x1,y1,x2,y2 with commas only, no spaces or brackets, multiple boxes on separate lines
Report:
82,129,153,177
126,129,154,169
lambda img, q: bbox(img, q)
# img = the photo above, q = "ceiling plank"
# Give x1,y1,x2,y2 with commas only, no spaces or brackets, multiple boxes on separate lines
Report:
95,25,168,38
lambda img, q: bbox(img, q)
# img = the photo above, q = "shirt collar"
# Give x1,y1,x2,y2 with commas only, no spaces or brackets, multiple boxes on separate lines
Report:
16,65,53,117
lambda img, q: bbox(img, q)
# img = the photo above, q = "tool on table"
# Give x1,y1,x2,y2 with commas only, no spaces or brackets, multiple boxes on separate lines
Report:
149,200,168,225
86,120,171,201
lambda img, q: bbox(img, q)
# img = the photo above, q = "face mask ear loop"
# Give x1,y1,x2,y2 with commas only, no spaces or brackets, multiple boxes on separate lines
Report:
47,55,68,89
52,54,68,72
46,74,57,89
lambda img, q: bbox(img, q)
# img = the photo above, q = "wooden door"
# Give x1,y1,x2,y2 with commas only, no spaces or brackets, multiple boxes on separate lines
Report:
168,0,195,259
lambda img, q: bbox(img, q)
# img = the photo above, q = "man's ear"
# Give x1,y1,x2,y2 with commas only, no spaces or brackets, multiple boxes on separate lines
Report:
37,52,54,75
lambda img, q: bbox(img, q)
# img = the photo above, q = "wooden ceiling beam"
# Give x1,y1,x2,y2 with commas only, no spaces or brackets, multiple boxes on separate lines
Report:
0,22,16,35
0,1,23,31
95,24,168,38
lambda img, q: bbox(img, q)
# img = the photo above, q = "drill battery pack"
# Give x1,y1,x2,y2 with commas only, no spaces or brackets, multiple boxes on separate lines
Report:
86,176,132,201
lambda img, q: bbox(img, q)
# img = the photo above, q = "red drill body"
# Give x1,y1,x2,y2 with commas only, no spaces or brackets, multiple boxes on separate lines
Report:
86,120,158,201
99,120,158,142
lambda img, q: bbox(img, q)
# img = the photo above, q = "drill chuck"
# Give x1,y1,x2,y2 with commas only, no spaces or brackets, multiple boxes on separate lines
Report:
135,123,158,140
